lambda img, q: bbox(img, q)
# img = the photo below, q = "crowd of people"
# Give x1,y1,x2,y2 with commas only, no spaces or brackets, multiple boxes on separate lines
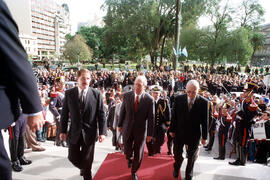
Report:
7,65,269,179
1,1,269,179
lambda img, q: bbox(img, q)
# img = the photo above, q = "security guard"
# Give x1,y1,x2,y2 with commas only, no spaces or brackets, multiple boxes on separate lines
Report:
147,85,171,156
229,82,259,166
8,110,32,172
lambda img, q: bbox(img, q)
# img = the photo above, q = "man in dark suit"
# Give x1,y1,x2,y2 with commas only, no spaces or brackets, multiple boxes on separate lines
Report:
170,80,208,180
60,69,106,180
0,1,44,179
118,75,154,180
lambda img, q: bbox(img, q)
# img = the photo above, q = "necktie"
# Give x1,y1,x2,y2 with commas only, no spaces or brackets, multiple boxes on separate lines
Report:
134,95,139,112
80,89,85,112
188,100,193,111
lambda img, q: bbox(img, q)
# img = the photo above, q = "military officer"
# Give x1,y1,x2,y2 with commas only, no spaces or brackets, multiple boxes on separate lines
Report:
229,82,259,166
147,85,171,156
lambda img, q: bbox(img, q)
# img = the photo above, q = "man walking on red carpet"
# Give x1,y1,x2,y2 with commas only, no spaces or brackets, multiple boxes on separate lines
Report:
60,69,107,180
170,80,208,180
118,75,154,180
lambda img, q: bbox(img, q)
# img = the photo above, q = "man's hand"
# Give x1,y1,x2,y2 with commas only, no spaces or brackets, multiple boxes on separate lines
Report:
27,113,45,132
60,133,67,141
146,136,152,143
169,132,175,138
201,139,207,146
118,127,122,133
99,135,106,142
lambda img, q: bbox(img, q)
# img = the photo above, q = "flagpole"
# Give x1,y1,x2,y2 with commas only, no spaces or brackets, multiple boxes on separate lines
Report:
174,0,183,71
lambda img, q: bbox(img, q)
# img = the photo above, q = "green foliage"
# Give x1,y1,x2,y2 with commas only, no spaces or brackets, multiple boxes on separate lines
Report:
225,27,253,65
237,0,265,29
67,0,266,67
103,0,207,66
77,26,105,60
63,34,92,64
65,33,73,41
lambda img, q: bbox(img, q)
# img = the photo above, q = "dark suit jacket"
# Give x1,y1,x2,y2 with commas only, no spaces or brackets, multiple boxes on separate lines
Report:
0,1,42,129
170,94,208,144
118,90,154,143
60,87,106,146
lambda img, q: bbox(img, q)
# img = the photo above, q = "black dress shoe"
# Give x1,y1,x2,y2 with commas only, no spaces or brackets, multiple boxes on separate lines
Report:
214,157,225,160
61,141,68,147
205,148,212,151
80,169,83,176
19,156,32,165
254,159,267,164
132,173,138,180
173,169,179,178
128,159,133,168
83,173,92,180
203,145,208,148
12,160,23,172
229,159,244,166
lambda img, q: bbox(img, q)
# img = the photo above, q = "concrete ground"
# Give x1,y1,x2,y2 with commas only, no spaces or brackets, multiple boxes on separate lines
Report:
2,130,269,180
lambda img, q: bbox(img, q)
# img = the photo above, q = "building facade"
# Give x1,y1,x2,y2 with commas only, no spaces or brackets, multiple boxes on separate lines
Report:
252,23,270,66
5,0,71,61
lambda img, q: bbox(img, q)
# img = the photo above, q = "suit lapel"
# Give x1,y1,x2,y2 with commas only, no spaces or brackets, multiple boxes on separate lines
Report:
184,94,189,112
130,91,135,115
72,87,80,113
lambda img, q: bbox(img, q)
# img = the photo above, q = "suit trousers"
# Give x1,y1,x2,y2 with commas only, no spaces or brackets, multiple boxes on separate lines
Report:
25,125,43,151
173,139,199,180
124,132,145,174
0,132,12,180
68,133,95,180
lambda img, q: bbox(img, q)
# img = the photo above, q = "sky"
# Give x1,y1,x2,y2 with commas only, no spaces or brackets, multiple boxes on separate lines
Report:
57,0,106,34
58,0,270,33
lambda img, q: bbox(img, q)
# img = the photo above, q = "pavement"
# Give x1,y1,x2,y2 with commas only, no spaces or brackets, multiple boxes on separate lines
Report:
2,130,270,180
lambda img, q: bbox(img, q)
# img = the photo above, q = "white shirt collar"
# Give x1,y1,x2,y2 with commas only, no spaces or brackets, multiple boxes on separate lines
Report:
78,87,89,97
134,92,143,101
188,96,195,104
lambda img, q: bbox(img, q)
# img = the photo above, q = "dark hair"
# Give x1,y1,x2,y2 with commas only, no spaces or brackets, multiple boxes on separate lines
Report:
77,69,90,78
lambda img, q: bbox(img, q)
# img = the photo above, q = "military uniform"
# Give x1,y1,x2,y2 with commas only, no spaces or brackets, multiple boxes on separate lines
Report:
49,91,66,147
205,101,218,151
147,86,171,155
152,97,171,154
229,82,259,166
214,104,232,160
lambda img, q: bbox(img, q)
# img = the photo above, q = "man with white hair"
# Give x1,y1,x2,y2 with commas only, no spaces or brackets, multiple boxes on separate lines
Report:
170,79,208,180
118,75,154,180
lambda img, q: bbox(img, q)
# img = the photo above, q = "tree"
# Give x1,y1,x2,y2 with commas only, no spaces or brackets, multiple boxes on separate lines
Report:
65,33,73,41
77,26,105,60
225,27,253,65
103,0,207,67
63,34,92,64
202,0,232,65
236,0,264,29
249,31,266,65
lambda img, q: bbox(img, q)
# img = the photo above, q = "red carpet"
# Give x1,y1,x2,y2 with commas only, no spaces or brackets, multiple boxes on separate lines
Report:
93,142,182,180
